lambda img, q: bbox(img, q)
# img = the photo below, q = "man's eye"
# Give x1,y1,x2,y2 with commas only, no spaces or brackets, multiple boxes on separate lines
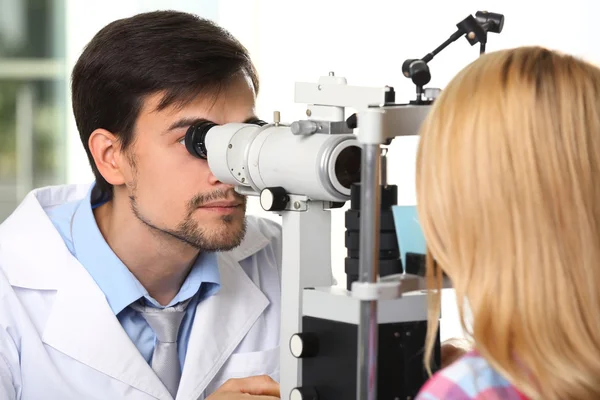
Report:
179,137,186,145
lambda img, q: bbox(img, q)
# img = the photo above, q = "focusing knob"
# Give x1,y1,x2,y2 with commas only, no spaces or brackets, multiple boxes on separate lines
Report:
260,187,289,212
289,333,319,358
290,387,318,400
291,120,319,135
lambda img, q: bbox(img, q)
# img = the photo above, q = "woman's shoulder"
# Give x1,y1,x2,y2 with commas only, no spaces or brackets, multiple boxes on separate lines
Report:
416,350,526,400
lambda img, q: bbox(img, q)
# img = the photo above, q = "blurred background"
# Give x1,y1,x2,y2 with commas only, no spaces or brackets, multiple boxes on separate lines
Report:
1,0,598,339
0,0,66,220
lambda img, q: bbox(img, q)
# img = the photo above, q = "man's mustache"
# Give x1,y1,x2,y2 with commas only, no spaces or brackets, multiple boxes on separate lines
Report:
188,188,246,209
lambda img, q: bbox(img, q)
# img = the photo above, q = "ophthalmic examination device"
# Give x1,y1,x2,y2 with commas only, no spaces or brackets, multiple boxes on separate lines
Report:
184,11,504,400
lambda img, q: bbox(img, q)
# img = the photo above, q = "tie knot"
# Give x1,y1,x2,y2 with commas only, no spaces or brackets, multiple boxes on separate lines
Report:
131,298,191,343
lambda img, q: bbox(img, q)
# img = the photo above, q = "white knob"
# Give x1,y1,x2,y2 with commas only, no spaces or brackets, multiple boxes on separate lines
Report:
290,334,304,358
291,120,318,135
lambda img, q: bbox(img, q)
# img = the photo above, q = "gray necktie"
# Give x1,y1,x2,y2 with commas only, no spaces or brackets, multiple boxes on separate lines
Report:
131,298,192,398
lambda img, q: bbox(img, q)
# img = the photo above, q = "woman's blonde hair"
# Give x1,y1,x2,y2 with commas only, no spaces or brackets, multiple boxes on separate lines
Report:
416,46,600,399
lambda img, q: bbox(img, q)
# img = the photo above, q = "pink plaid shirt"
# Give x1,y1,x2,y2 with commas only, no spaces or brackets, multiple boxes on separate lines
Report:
416,351,528,400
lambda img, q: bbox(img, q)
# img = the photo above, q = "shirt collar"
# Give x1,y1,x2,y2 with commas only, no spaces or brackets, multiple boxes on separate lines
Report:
71,183,220,314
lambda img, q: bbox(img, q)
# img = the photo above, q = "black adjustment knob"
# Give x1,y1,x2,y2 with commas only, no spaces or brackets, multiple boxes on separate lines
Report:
346,113,357,129
260,187,289,212
289,333,319,358
401,59,431,87
475,11,504,34
290,387,318,400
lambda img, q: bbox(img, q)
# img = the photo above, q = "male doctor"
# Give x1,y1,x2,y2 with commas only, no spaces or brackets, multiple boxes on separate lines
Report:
0,10,282,400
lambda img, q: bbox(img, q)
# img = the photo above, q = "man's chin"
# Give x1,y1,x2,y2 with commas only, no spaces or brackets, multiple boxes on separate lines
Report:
195,209,244,225
200,217,247,251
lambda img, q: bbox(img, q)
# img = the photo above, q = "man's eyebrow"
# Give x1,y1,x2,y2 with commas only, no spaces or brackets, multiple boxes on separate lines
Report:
166,117,203,133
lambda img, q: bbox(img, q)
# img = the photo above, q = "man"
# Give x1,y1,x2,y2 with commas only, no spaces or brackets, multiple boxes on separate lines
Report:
0,10,281,400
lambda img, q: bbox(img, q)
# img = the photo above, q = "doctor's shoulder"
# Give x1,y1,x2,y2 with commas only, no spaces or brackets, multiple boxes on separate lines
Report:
244,215,282,263
246,215,282,244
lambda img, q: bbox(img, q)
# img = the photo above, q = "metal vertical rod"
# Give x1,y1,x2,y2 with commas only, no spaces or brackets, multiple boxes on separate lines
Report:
357,144,381,400
380,148,388,187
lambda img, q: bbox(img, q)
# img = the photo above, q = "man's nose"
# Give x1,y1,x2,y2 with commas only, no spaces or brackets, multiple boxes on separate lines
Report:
207,169,235,189
208,171,224,186
207,169,220,185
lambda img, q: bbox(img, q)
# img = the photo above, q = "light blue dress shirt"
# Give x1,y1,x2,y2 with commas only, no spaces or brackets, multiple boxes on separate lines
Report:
46,183,221,370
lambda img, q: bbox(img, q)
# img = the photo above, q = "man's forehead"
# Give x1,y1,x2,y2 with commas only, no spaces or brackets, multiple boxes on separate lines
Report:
143,73,256,115
141,91,215,115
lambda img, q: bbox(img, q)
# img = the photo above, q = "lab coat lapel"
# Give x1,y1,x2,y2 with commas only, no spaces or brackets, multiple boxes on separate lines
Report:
1,187,169,398
42,257,173,400
176,251,270,400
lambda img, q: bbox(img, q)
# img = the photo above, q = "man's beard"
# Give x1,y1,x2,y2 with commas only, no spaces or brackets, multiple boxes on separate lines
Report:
129,184,247,252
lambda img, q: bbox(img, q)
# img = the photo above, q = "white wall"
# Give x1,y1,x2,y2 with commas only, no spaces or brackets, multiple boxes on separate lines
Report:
63,0,600,341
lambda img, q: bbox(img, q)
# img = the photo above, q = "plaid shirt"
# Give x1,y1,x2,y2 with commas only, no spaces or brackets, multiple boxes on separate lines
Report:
416,351,528,400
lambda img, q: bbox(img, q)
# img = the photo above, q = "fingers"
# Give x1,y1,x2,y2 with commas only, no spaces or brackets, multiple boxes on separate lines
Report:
216,375,280,397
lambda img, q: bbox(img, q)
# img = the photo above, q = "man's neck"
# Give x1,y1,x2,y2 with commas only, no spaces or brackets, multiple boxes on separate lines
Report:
93,196,199,306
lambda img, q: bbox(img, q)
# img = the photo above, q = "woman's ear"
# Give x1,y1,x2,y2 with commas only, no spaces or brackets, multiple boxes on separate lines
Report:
88,129,126,186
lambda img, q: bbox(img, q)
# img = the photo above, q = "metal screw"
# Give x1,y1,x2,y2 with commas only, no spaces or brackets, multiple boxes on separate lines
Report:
394,332,400,338
468,31,475,40
228,144,232,149
318,85,322,91
294,201,301,209
306,109,312,117
241,178,245,183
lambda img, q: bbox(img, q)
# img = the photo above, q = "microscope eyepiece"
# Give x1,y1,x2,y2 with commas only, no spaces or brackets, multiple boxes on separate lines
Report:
185,120,218,159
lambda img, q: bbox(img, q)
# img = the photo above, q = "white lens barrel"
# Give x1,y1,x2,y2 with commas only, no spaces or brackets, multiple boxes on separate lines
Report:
204,123,361,202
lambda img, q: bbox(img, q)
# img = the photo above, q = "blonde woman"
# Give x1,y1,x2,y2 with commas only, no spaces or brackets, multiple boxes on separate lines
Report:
414,46,600,399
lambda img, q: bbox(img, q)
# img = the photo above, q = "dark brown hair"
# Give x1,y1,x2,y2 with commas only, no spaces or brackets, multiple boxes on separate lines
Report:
71,10,259,192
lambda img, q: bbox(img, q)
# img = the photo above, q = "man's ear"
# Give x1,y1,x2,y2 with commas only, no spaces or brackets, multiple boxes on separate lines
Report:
88,129,127,186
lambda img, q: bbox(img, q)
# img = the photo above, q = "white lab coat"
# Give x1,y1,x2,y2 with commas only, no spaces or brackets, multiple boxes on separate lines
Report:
0,184,282,400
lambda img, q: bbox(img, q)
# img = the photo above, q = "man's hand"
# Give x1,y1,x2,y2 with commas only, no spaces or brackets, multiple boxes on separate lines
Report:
206,375,280,399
